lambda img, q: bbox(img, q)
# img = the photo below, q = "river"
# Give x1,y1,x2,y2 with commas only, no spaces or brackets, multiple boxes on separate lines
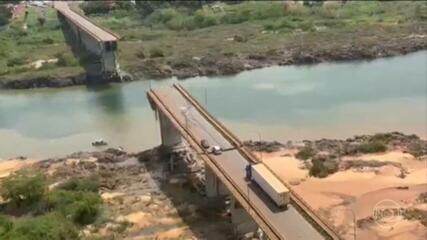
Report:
0,51,426,159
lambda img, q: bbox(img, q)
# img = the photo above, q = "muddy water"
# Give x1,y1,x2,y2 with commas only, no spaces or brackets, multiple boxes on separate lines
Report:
0,51,426,159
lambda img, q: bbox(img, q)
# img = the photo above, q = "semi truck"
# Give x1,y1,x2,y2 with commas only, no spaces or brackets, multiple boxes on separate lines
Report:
246,163,290,209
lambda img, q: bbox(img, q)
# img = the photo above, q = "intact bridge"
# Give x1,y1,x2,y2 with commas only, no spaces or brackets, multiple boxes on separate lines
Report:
148,84,342,240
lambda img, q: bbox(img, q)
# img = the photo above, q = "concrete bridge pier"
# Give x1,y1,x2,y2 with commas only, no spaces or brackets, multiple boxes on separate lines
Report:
230,197,262,238
205,165,228,197
158,110,186,152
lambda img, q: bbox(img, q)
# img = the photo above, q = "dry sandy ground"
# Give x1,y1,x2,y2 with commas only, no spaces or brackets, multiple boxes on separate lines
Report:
0,158,38,178
262,150,427,240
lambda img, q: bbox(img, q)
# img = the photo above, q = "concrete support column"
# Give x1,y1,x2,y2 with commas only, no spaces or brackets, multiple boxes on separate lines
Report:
230,197,258,237
159,110,185,152
205,165,228,197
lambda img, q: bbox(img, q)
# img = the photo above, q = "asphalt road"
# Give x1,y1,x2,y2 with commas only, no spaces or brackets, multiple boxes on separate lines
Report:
154,86,325,240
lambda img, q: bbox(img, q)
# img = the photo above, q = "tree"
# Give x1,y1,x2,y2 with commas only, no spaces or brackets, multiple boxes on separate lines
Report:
0,5,13,26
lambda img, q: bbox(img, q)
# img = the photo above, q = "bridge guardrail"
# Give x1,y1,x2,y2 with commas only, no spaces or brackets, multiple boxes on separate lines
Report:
173,83,341,240
147,89,282,240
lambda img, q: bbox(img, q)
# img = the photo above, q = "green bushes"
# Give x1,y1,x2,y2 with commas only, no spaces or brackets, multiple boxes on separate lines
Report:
0,5,12,26
356,141,387,154
46,190,102,225
58,175,100,192
309,159,338,178
295,146,315,160
0,171,103,239
56,52,79,67
1,213,79,240
0,215,13,236
81,1,113,15
193,10,218,28
6,56,26,67
149,47,165,58
0,170,47,207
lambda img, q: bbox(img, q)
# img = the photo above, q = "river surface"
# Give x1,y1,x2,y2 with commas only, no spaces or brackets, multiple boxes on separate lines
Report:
0,51,426,159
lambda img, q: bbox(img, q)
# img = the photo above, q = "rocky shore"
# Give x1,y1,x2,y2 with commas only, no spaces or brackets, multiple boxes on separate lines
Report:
135,33,427,80
0,147,234,239
0,72,133,90
1,33,426,90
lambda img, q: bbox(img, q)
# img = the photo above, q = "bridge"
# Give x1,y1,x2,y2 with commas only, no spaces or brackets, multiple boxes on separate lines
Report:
147,84,342,240
53,1,120,81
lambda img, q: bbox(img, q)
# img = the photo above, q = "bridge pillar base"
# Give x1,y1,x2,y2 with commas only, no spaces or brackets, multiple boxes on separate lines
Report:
230,197,259,237
205,165,228,197
158,111,186,152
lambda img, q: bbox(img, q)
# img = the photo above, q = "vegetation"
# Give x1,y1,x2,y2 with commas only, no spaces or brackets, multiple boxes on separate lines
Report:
1,1,426,85
58,174,100,192
1,169,46,207
0,5,12,26
309,159,338,178
295,146,315,160
0,171,103,239
356,141,387,154
1,213,79,240
403,208,427,227
0,5,83,82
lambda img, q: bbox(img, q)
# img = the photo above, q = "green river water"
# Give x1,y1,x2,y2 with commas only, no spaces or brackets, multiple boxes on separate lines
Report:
0,51,426,159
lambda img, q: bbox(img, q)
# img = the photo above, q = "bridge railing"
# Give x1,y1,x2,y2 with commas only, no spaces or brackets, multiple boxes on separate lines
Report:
173,83,341,240
147,89,282,240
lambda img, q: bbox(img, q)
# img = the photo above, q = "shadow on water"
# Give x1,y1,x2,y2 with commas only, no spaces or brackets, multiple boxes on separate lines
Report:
138,148,235,240
86,84,126,115
57,12,104,84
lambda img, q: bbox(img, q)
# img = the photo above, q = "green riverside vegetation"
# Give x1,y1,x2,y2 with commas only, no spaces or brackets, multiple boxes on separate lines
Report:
0,170,102,240
0,1,426,84
0,5,84,82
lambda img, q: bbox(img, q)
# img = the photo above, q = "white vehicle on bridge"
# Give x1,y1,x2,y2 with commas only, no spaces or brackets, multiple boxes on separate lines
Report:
210,145,222,155
247,163,290,209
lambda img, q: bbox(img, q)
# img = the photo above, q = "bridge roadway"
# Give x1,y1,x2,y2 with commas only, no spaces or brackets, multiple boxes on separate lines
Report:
148,84,331,240
53,1,118,42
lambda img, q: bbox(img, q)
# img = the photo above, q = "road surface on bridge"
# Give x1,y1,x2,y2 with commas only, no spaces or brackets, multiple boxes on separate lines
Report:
149,85,327,240
54,1,118,42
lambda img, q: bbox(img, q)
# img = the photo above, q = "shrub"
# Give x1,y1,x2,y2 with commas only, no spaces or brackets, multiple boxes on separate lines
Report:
58,175,100,192
135,50,146,59
2,213,79,240
0,170,47,207
6,56,25,67
193,10,219,28
0,215,13,237
55,52,79,67
370,133,393,143
295,146,315,160
0,5,12,26
45,191,102,225
356,141,387,154
42,37,55,44
149,47,164,58
81,1,113,15
406,142,426,158
309,159,329,178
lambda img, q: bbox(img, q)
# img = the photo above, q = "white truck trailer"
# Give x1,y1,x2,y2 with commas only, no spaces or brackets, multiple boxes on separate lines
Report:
249,163,290,208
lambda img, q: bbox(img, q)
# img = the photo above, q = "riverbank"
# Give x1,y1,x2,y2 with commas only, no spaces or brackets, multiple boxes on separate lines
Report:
0,1,426,89
0,148,235,239
250,132,427,240
1,132,425,239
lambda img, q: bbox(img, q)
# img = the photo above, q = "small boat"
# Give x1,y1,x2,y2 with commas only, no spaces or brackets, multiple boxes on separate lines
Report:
92,138,108,147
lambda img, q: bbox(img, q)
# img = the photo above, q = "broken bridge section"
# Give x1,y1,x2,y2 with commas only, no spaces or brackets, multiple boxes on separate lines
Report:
54,1,120,82
147,83,341,240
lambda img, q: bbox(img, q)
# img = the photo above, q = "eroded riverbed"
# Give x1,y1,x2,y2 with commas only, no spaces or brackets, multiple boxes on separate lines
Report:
0,51,426,159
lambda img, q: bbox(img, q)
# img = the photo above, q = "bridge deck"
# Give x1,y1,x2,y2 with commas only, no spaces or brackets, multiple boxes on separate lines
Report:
54,1,118,42
150,86,326,240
